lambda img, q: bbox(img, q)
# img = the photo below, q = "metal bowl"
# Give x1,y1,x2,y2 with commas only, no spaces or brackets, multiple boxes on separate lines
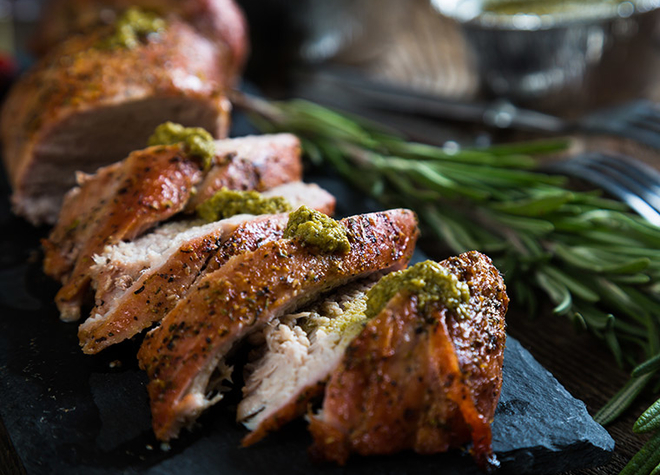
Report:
285,0,660,115
431,0,660,113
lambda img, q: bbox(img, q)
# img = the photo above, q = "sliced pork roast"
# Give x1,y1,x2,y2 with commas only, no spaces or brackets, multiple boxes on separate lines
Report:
45,145,204,322
185,134,302,211
1,14,232,225
79,182,336,354
137,209,419,441
308,252,508,471
31,0,248,78
43,133,303,322
238,278,378,446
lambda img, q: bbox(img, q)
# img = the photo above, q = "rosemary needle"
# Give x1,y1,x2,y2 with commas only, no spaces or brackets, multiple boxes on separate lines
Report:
234,92,660,475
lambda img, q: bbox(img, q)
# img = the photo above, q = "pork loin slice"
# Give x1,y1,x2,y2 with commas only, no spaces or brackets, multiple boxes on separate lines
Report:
45,134,303,282
308,252,508,470
45,145,204,322
86,219,208,313
86,181,334,317
238,278,378,446
1,17,231,225
30,0,248,80
79,181,337,354
137,209,419,441
43,134,304,321
185,134,302,211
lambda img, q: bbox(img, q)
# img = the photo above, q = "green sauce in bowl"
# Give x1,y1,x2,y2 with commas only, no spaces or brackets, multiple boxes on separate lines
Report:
482,0,627,16
433,0,646,28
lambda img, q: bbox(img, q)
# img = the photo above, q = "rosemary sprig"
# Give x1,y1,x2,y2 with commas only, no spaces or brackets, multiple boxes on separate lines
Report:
234,92,660,474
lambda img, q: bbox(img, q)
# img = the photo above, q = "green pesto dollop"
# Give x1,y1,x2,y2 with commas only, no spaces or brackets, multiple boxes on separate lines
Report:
365,260,471,319
148,122,216,169
283,206,350,254
196,188,292,222
100,7,166,50
310,291,368,337
482,0,622,16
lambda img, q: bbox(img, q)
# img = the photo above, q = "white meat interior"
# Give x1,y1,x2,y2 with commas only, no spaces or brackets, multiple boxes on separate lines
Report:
237,278,378,430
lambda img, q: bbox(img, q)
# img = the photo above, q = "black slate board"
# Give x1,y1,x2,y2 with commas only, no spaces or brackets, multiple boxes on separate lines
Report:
0,152,614,475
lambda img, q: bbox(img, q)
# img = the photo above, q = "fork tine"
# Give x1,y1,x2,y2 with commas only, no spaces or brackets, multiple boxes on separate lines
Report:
586,154,660,211
626,103,660,135
546,154,660,226
583,100,660,150
627,118,660,135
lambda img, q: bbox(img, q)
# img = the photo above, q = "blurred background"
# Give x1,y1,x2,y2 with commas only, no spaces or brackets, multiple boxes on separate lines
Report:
2,0,660,143
238,0,660,112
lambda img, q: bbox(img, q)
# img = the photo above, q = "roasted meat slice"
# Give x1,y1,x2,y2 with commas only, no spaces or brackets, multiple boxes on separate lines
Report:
31,0,248,79
185,134,302,211
1,16,230,225
238,278,377,446
308,252,508,470
43,134,303,321
44,145,203,322
80,215,252,353
79,182,336,354
137,209,419,441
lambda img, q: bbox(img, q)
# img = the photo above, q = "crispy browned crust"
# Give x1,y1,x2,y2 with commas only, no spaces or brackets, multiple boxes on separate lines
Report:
43,145,204,321
137,209,419,441
185,135,303,211
43,162,124,281
308,251,508,471
30,0,249,78
79,213,292,354
44,134,305,322
1,18,231,222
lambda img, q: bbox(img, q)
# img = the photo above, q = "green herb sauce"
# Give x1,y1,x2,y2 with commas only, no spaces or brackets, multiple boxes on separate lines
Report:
196,188,292,222
148,122,216,169
311,293,368,337
284,206,350,254
481,0,624,16
365,260,470,319
100,7,165,50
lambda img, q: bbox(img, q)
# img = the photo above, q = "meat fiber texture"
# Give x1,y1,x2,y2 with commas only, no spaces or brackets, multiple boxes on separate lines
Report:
42,134,303,322
238,278,379,446
1,16,233,225
308,251,508,471
30,0,248,78
137,209,419,442
79,181,336,354
185,134,303,210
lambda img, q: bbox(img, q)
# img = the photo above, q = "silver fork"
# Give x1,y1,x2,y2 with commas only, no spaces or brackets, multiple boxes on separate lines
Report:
578,101,660,150
544,152,660,226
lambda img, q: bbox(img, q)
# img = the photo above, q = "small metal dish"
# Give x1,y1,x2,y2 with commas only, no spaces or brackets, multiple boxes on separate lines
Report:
432,0,660,113
283,0,660,115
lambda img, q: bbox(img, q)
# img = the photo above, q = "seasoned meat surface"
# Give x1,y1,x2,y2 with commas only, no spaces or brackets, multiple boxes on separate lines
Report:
238,279,377,447
79,181,336,354
186,134,302,211
137,209,419,441
43,134,304,321
2,18,230,224
44,162,125,281
44,145,203,322
79,215,251,354
308,251,508,471
31,0,248,79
